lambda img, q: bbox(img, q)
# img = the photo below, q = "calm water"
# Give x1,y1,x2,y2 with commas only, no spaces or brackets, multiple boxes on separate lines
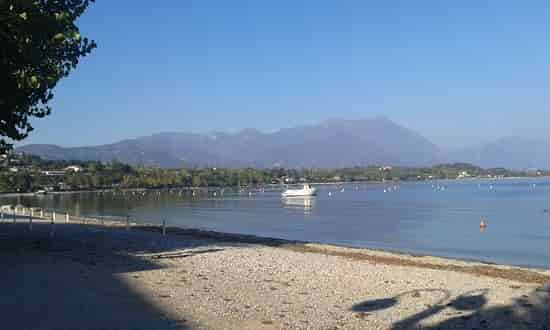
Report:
3,179,550,269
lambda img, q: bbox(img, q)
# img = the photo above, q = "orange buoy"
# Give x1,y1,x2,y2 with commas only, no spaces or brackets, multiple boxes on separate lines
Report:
480,219,487,228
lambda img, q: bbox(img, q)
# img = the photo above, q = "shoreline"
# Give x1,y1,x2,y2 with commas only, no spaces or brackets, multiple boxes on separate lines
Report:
1,175,548,197
5,205,550,281
7,206,550,283
3,216,550,329
22,207,550,285
133,224,550,284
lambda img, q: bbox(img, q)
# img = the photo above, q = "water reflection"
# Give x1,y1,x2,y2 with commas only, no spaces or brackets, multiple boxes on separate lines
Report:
282,196,315,215
0,189,201,219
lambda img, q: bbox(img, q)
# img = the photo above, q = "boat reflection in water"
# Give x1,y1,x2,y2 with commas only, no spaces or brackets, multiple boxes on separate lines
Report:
282,196,315,215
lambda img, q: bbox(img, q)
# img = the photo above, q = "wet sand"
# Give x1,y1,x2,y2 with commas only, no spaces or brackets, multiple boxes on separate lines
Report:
1,219,549,329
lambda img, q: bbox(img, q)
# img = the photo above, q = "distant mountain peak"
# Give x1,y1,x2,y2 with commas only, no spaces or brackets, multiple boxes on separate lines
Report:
17,117,442,168
319,116,395,128
237,128,262,136
448,136,550,170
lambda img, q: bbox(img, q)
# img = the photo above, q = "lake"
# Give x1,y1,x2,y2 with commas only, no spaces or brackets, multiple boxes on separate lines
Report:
3,178,550,269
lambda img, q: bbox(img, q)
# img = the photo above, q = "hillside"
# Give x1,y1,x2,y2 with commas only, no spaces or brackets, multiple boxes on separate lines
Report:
448,137,550,170
17,117,442,168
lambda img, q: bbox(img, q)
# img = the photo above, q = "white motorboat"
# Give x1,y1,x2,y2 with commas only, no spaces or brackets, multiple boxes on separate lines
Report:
282,184,317,197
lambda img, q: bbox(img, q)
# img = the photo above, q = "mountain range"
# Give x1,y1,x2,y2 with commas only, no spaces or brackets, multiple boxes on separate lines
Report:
16,117,550,169
448,136,550,170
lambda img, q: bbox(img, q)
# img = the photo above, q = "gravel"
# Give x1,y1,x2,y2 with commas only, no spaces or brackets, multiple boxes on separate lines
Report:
1,221,549,329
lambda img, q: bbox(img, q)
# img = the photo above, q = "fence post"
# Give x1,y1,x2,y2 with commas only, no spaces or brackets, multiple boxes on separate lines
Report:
30,208,34,218
40,209,43,218
65,212,69,224
53,211,56,223
28,211,33,231
50,215,55,238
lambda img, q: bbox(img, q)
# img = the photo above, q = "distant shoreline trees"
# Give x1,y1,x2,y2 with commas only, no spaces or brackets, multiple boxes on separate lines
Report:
0,154,544,193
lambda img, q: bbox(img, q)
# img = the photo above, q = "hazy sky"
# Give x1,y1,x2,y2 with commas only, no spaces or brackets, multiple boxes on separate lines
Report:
22,1,550,149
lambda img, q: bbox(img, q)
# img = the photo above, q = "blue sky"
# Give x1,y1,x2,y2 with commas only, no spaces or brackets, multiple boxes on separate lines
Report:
23,1,550,149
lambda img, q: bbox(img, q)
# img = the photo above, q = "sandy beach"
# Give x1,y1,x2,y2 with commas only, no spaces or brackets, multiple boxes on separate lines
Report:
1,218,550,329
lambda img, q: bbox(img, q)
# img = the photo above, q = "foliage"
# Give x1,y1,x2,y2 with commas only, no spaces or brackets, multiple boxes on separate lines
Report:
0,0,96,151
0,153,545,193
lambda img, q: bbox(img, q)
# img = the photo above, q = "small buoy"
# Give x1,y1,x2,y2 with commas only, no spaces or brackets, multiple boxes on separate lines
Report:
328,192,332,197
480,220,487,228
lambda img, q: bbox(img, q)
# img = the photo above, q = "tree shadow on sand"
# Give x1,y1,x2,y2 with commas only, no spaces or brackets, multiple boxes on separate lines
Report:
0,221,254,330
352,285,550,329
428,285,550,330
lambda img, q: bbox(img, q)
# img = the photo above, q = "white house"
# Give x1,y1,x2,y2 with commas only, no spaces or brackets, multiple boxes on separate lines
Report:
42,170,65,176
65,165,83,173
457,171,471,179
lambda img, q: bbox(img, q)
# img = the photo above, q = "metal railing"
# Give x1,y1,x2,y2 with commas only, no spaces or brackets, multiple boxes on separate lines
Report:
0,206,138,235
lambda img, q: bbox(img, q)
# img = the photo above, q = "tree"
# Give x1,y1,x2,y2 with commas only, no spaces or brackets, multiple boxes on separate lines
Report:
0,0,96,151
191,174,201,187
87,160,103,173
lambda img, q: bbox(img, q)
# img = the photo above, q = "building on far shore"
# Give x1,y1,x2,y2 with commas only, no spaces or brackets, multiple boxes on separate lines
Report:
526,168,543,176
65,165,83,173
283,176,295,184
41,170,66,176
457,171,471,179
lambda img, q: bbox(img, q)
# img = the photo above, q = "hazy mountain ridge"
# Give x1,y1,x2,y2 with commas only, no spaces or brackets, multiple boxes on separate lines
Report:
447,136,550,170
16,118,550,169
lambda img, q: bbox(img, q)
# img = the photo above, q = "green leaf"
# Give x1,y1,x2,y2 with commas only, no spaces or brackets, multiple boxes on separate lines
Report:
29,76,39,88
53,33,65,41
